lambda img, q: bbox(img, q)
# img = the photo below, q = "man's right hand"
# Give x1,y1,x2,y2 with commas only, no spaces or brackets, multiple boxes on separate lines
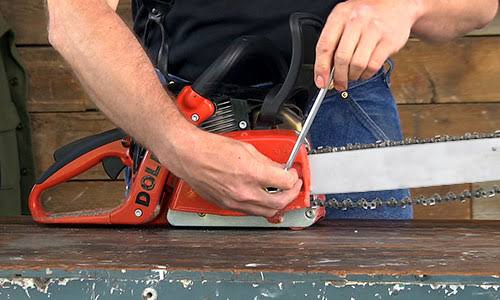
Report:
158,127,303,218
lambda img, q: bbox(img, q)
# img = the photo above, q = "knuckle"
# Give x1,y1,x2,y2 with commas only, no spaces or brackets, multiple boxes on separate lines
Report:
315,42,331,56
221,198,238,210
367,60,382,73
369,19,383,32
264,210,279,218
334,2,348,12
314,63,328,74
354,4,374,18
273,197,289,210
350,60,365,72
270,200,285,210
334,53,349,65
231,188,249,203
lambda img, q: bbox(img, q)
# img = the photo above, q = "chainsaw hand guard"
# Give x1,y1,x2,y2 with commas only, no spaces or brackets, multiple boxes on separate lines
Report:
29,129,171,224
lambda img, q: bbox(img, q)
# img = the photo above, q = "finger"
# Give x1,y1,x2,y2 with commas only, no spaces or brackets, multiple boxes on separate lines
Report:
314,12,345,88
349,27,381,81
257,165,299,190
359,40,392,80
262,179,303,210
333,19,362,91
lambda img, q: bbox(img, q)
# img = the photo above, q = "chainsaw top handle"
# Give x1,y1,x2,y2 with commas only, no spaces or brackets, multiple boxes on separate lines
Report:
257,13,324,127
191,35,288,97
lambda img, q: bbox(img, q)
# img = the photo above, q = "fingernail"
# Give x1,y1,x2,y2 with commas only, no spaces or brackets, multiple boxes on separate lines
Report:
316,75,324,88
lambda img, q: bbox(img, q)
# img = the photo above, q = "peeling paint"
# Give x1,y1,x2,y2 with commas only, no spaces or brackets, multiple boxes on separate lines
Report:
178,279,193,289
0,277,82,295
150,269,168,281
480,284,500,291
388,283,406,296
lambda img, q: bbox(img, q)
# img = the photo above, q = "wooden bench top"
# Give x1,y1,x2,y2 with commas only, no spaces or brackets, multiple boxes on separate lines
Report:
1,217,500,276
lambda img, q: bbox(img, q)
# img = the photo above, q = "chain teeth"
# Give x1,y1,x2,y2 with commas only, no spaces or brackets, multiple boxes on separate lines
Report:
309,130,500,154
313,185,499,210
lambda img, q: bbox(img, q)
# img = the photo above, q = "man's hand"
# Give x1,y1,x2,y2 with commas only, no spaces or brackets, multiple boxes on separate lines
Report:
314,0,420,91
314,0,498,91
158,128,302,218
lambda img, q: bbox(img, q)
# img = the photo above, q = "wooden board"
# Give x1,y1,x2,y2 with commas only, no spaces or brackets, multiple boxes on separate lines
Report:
30,111,114,179
1,217,500,276
19,48,97,112
412,185,471,220
399,103,500,137
472,182,500,220
0,0,133,45
18,37,500,113
41,181,124,213
391,37,500,104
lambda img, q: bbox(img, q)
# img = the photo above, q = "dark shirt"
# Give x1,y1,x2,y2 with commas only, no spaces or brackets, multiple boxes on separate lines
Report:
133,0,342,82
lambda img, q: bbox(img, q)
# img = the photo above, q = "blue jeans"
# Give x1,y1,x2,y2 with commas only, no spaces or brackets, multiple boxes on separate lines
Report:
156,63,412,220
309,63,412,220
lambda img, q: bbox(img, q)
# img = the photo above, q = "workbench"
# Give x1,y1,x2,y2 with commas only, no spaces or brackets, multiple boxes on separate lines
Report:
1,217,500,299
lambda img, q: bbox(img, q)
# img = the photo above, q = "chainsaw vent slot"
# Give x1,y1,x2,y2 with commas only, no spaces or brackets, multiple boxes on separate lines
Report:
200,100,239,133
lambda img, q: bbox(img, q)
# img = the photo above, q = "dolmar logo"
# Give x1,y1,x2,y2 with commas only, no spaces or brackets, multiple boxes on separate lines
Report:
135,154,161,207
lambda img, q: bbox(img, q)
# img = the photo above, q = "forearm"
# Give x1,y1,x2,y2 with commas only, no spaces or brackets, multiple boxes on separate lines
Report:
46,0,196,165
411,0,498,41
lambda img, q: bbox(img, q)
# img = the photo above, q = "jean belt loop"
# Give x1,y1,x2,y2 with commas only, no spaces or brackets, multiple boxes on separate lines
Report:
384,58,394,86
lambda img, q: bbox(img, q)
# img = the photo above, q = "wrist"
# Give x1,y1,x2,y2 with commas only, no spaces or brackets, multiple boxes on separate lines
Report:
155,116,203,167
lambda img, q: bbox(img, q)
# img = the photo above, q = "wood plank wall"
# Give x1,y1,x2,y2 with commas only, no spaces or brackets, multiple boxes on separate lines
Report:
1,1,500,219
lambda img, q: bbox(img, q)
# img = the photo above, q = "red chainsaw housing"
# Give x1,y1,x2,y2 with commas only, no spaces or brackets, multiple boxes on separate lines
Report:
28,130,317,226
168,130,312,217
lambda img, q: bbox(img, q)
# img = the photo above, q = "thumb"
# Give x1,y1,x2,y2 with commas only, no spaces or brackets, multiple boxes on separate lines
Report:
259,165,299,190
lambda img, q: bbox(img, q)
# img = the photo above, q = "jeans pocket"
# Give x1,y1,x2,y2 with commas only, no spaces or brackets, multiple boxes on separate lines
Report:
342,69,403,143
345,94,391,142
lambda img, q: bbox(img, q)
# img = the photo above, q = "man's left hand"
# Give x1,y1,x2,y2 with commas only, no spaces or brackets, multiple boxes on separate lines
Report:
314,0,422,90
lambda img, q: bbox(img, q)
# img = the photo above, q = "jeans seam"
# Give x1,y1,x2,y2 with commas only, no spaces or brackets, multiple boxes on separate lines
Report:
346,95,390,141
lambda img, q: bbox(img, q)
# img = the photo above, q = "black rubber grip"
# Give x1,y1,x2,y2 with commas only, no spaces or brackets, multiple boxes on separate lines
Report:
36,129,126,184
258,13,324,125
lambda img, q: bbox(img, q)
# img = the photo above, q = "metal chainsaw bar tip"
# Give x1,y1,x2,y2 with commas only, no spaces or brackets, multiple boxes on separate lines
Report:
309,135,500,194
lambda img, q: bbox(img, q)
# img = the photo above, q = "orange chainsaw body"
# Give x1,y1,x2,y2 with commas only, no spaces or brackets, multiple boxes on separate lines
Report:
28,128,323,227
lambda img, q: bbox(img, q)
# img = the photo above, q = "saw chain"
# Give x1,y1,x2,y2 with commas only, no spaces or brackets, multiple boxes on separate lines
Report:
309,130,500,210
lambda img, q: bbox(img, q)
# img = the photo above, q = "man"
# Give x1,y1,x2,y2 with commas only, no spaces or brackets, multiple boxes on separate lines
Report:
45,0,497,219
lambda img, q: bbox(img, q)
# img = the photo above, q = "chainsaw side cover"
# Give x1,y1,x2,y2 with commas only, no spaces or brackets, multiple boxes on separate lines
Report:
168,129,311,216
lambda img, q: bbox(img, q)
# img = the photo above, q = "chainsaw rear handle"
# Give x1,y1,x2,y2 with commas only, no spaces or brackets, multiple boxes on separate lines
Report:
29,129,133,222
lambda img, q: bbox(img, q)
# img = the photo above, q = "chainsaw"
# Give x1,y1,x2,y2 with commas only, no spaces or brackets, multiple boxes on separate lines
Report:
29,13,500,228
